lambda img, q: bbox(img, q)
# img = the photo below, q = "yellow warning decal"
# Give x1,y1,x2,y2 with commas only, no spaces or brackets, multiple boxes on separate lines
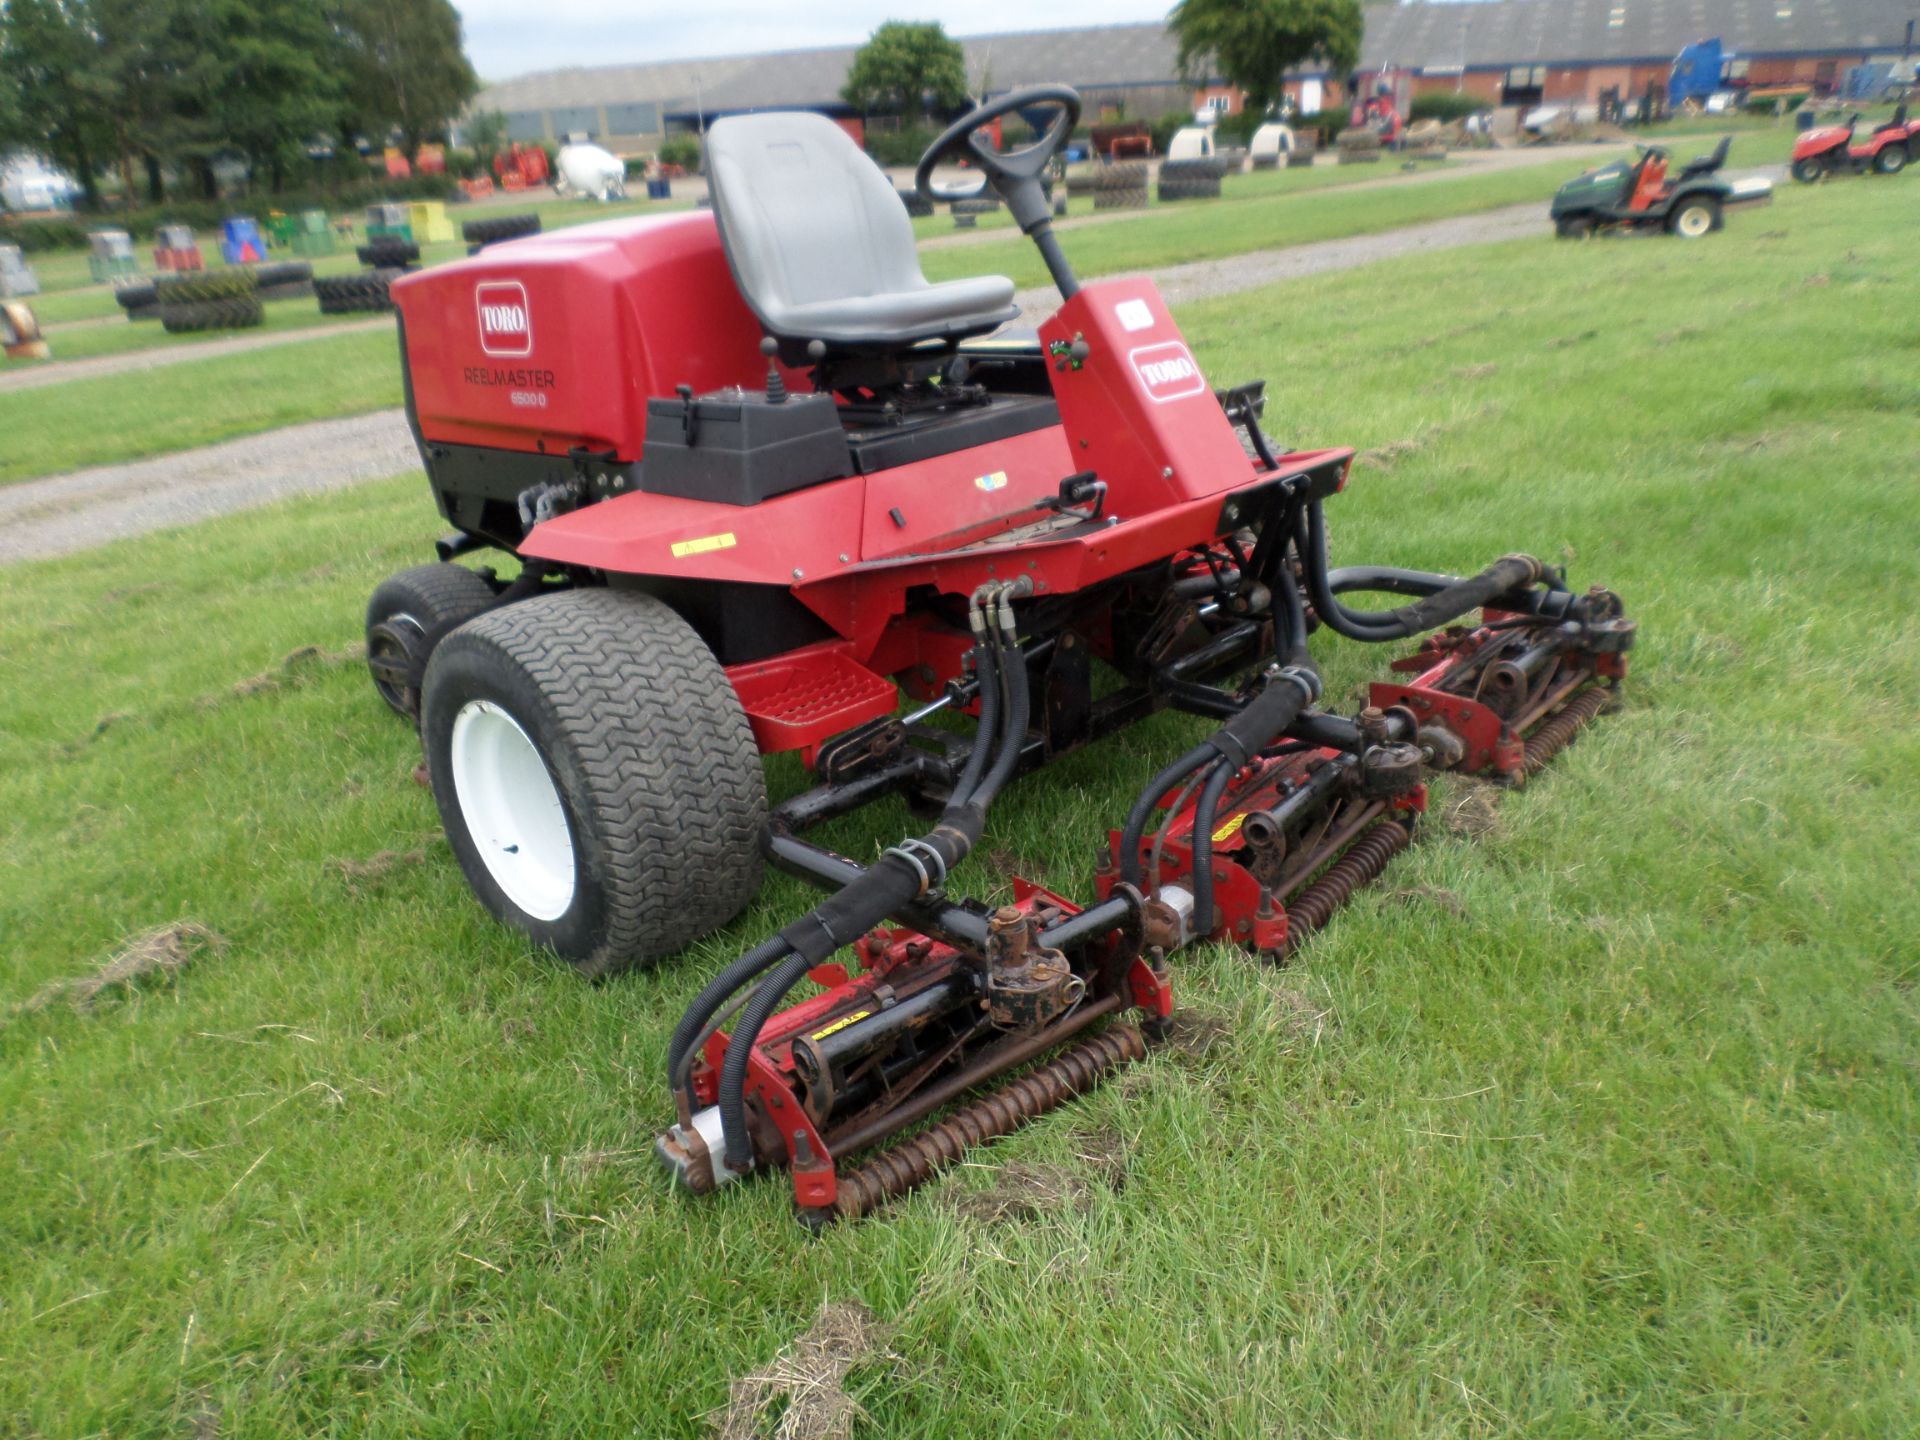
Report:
1210,813,1248,845
810,1009,871,1042
670,531,737,558
974,470,1009,493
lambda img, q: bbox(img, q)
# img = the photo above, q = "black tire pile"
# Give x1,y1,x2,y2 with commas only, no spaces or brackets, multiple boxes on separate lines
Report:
462,212,542,253
315,271,399,315
1157,157,1227,202
356,236,421,269
895,189,934,218
114,279,160,323
252,260,314,301
157,269,264,333
1092,162,1148,210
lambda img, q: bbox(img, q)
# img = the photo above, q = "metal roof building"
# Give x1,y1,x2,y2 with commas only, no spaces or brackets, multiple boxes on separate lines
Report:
474,0,1918,147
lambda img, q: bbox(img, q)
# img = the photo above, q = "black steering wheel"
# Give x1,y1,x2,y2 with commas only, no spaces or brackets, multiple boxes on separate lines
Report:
915,85,1081,223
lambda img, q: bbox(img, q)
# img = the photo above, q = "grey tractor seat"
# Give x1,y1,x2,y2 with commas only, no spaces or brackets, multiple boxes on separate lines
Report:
704,111,1018,354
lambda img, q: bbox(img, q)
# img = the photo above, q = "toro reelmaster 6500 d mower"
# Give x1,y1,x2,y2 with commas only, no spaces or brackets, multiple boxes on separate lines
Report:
375,88,1634,1225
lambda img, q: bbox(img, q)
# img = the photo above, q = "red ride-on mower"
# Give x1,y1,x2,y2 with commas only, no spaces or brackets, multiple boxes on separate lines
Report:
376,88,1634,1225
1790,106,1915,181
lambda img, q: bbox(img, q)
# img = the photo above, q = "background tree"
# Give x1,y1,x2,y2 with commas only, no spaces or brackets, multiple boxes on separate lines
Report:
463,107,508,176
1169,0,1364,118
337,0,479,156
0,0,115,206
841,21,968,121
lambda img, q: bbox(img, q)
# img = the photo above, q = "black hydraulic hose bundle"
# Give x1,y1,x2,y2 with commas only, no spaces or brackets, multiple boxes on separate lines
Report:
1118,665,1321,932
708,582,1033,1173
1297,500,1546,644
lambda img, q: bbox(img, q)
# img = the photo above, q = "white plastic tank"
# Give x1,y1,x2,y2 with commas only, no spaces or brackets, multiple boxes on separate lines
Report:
556,143,628,202
1166,126,1217,162
1250,122,1296,159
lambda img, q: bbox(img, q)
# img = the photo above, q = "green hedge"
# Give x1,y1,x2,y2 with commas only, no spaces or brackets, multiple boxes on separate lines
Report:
656,135,702,171
863,124,940,168
1409,93,1486,123
2,173,463,252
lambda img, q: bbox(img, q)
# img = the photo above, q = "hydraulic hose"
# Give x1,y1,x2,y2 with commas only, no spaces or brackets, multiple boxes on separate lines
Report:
1118,743,1221,889
715,582,1032,1172
1119,665,1320,894
667,933,793,1108
717,950,818,1168
1187,756,1236,939
1299,500,1544,643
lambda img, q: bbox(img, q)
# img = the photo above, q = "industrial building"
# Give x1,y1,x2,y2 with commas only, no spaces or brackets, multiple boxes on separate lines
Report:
472,0,1919,151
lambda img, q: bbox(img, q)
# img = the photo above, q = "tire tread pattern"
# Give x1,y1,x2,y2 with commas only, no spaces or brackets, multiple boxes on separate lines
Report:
428,590,766,974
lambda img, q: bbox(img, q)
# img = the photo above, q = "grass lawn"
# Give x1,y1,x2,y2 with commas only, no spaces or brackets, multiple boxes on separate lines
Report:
2,178,1916,1436
0,328,400,485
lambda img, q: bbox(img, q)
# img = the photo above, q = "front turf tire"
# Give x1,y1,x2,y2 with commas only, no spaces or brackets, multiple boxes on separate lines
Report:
366,563,499,720
421,589,766,976
1790,157,1825,184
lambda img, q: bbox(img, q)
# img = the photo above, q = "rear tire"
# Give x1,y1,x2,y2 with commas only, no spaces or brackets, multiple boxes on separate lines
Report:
1790,156,1825,184
421,589,766,975
1668,197,1719,239
365,563,499,720
1873,145,1906,175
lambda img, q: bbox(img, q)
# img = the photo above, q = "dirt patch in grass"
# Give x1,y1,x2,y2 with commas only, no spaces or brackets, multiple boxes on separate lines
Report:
948,1126,1130,1224
1167,1008,1234,1059
21,922,226,1013
1270,986,1333,1041
1438,777,1505,840
1390,885,1470,918
327,840,440,895
716,1300,887,1440
215,643,364,706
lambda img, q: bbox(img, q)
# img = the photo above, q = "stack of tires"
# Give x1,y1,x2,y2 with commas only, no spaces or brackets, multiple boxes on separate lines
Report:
314,235,421,316
462,213,542,253
894,188,934,218
157,269,263,334
356,236,421,270
315,271,398,315
1093,162,1148,210
1336,128,1382,164
1288,138,1317,169
950,196,999,229
1157,157,1227,202
1251,152,1280,171
1064,170,1103,200
113,278,161,322
252,260,313,301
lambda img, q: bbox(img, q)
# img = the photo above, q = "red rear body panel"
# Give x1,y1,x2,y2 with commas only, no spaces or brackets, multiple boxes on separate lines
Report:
394,212,796,460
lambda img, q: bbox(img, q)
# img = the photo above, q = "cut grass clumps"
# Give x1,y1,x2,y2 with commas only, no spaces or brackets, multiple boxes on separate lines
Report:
20,922,226,1013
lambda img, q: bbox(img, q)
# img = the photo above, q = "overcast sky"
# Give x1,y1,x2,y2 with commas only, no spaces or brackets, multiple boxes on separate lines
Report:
453,1,1177,81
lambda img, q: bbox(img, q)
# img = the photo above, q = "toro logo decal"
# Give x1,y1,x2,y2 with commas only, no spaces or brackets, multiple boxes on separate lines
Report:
1128,341,1206,403
475,280,532,358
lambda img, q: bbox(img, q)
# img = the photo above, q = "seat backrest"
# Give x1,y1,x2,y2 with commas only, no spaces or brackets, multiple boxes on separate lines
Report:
705,112,928,335
1680,135,1729,175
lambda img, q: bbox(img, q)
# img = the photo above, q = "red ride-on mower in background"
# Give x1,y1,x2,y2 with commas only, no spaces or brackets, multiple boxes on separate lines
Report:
1790,106,1915,181
376,87,1634,1226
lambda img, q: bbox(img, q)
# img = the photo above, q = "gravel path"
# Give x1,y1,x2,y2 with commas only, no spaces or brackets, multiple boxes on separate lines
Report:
9,172,1778,566
0,316,392,395
0,411,420,565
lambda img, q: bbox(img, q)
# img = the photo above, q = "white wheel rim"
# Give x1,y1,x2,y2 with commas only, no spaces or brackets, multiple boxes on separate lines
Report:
450,699,577,921
1678,207,1710,237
